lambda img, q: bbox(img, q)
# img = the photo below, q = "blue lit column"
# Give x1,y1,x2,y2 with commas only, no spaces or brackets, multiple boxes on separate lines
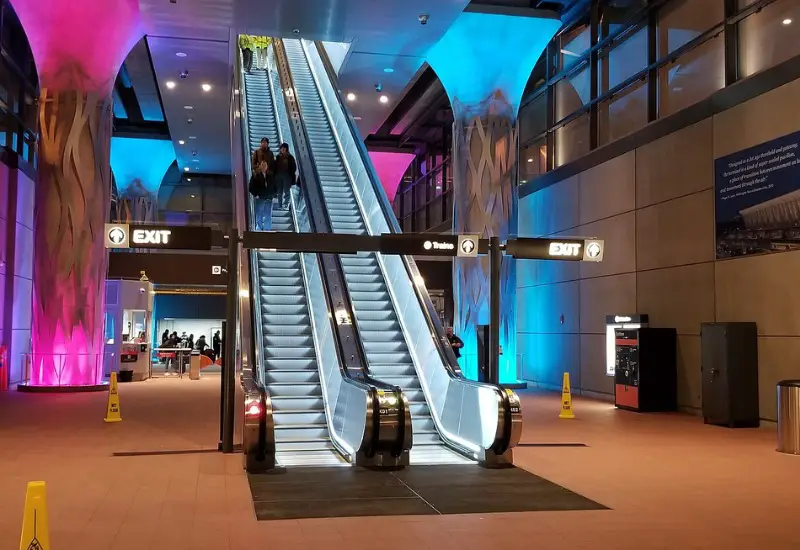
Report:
427,7,560,382
110,137,176,222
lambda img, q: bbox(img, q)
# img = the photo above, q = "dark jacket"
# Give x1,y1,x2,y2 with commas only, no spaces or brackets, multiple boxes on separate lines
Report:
252,147,275,172
249,170,272,198
447,334,464,358
274,153,297,179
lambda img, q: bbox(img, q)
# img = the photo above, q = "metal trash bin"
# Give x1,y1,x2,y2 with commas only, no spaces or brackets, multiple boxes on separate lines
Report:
777,380,800,454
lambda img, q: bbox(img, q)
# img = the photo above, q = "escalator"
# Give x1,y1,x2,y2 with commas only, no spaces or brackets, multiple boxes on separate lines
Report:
243,67,345,466
282,39,472,465
239,47,411,471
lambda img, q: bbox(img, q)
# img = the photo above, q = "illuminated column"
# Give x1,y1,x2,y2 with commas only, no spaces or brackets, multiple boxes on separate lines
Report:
368,151,415,202
14,0,143,386
111,137,176,222
427,8,560,382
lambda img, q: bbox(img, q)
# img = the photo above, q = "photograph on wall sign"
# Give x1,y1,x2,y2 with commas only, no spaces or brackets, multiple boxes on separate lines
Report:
714,130,800,259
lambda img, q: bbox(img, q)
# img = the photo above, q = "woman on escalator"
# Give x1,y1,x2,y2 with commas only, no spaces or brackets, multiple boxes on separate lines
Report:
274,143,297,210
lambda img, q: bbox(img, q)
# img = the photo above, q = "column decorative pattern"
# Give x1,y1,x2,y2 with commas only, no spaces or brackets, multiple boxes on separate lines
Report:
30,90,113,386
452,96,518,381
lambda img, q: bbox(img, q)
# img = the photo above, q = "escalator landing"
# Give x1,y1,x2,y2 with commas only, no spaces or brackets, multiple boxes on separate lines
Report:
248,464,607,520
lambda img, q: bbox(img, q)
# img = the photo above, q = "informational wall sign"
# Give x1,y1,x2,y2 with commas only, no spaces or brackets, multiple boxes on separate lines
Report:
715,130,800,259
505,237,604,262
105,224,212,251
457,234,479,257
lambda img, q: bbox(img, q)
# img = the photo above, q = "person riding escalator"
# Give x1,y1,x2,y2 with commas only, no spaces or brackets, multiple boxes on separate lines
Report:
274,143,297,210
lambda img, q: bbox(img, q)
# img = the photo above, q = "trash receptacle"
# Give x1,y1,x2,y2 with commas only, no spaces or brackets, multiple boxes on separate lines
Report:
777,380,800,454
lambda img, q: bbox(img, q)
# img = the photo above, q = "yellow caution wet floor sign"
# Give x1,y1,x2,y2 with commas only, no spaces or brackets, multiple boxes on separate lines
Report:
559,372,576,419
104,372,122,423
19,481,49,550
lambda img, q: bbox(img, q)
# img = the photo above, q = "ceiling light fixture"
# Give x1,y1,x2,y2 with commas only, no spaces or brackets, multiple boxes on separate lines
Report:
165,81,176,89
192,159,199,163
184,105,193,110
189,136,197,139
187,178,192,182
379,95,389,104
201,83,212,92
383,68,394,73
783,18,792,25
178,140,185,145
527,158,533,163
346,92,356,101
176,52,187,57
184,167,190,172
190,194,196,198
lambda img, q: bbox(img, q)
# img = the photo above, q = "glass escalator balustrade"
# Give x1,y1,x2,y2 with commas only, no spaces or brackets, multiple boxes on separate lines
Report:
243,65,346,467
283,39,470,465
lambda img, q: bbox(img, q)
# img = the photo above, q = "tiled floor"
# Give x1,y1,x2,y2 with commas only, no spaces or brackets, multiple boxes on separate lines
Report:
1,378,798,549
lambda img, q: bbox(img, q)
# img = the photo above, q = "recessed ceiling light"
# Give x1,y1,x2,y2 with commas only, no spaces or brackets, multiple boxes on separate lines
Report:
189,136,197,139
379,95,389,104
347,92,356,101
176,52,187,57
354,116,362,121
783,18,792,25
178,140,185,145
166,81,176,89
527,158,533,163
201,83,212,92
192,159,199,163
184,167,190,172
187,178,192,182
292,29,300,34
190,194,196,198
383,68,394,73
184,105,193,110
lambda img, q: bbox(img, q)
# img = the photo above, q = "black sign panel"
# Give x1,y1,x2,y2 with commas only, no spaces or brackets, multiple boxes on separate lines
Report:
243,231,380,253
105,224,213,251
505,237,585,261
380,234,460,256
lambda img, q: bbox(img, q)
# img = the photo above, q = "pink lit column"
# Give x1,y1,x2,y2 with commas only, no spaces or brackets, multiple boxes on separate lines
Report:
13,0,142,386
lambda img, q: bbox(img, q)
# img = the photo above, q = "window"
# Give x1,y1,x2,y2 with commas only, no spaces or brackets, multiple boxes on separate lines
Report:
599,80,648,145
657,0,724,56
519,93,547,144
739,0,800,78
556,113,590,168
599,25,648,92
559,23,591,72
520,139,547,184
555,66,590,122
658,34,725,118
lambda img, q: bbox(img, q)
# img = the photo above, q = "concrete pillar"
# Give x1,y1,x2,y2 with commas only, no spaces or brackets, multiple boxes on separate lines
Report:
14,0,143,386
427,6,560,382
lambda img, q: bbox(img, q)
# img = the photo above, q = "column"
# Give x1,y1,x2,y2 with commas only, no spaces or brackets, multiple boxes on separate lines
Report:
427,7,561,382
14,0,143,386
111,137,177,222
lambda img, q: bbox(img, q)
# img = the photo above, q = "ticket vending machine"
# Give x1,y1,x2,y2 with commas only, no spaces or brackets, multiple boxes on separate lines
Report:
614,327,677,412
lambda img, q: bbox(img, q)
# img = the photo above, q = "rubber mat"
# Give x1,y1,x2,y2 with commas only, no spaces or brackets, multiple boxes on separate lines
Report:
248,464,606,520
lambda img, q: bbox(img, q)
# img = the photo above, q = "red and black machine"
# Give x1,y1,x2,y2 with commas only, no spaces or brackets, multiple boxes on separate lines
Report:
614,327,677,412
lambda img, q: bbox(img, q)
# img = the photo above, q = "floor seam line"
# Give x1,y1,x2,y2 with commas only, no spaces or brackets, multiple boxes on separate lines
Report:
391,472,442,515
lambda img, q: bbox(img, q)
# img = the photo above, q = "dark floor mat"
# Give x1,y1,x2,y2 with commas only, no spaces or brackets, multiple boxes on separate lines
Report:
248,465,606,520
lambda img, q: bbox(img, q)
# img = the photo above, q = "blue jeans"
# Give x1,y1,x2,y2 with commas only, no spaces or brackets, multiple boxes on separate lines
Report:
253,197,272,230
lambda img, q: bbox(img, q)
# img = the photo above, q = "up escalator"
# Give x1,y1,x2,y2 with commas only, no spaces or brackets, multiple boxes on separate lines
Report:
282,39,471,465
242,67,345,467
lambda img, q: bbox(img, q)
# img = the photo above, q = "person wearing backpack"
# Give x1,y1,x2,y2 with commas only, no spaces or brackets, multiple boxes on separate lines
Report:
249,161,272,230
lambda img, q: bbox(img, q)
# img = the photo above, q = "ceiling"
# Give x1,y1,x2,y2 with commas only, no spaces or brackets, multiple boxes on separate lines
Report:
132,0,473,174
129,0,584,176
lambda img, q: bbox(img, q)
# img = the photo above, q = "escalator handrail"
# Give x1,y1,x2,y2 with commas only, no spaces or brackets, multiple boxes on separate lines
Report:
310,40,519,455
273,39,411,461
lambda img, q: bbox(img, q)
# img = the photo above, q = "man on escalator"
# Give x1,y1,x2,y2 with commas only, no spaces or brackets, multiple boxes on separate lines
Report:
446,326,464,359
274,143,297,210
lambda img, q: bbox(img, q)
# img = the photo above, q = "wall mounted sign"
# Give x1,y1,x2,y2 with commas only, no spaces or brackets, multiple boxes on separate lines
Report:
104,224,212,251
